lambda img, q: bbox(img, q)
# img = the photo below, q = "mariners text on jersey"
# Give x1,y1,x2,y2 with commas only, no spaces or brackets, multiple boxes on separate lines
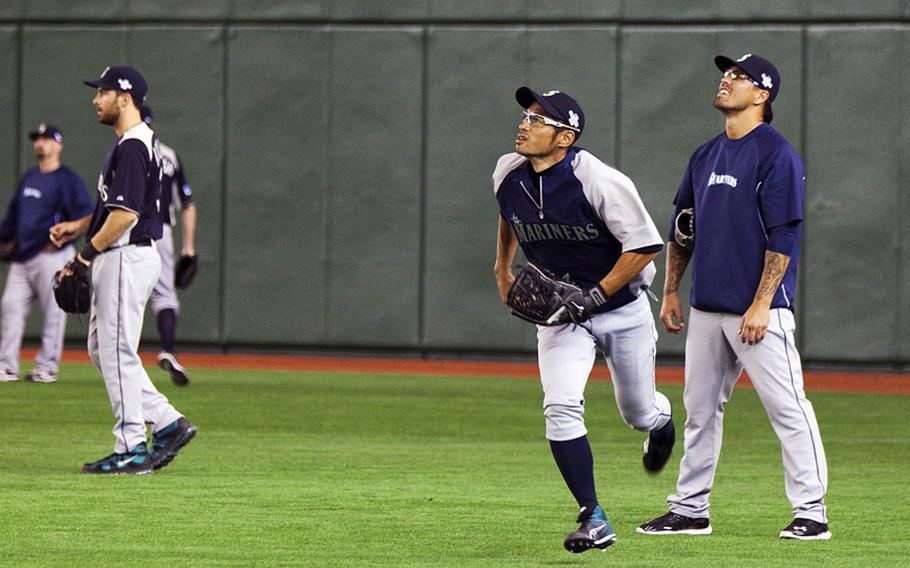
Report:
493,147,662,315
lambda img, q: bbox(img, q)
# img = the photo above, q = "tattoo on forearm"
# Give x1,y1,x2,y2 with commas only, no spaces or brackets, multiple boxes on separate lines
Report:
755,251,790,301
664,243,691,293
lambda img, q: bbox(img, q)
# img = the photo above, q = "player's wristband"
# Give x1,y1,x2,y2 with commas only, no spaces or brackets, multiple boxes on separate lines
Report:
79,241,101,263
583,286,608,311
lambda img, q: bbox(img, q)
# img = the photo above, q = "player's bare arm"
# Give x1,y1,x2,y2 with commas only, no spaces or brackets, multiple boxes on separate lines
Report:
75,209,140,265
739,250,790,344
180,202,197,257
596,250,659,297
660,241,692,333
494,215,519,303
49,214,92,247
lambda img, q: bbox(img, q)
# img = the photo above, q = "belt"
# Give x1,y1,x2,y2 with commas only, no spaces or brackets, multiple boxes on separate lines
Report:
107,240,153,251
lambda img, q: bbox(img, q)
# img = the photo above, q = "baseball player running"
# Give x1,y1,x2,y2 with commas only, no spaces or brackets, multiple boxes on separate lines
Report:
637,54,829,540
0,124,92,383
493,87,675,553
50,66,196,475
140,106,198,387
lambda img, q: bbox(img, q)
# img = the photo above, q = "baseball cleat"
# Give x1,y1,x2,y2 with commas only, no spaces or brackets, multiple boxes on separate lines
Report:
26,368,57,383
0,370,19,382
82,443,154,475
779,518,831,540
563,505,616,553
151,417,197,470
157,351,189,387
643,413,675,473
637,512,712,535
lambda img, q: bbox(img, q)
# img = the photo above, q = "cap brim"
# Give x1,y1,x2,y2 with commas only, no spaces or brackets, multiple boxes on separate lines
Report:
515,86,561,121
83,79,104,88
714,55,737,73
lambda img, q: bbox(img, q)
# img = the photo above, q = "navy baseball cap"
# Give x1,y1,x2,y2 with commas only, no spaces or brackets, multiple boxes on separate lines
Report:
29,123,63,143
714,53,780,102
140,105,153,125
83,65,148,103
516,87,585,140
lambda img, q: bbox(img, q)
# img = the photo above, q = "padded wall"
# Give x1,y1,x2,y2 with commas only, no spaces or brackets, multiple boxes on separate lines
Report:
0,5,907,364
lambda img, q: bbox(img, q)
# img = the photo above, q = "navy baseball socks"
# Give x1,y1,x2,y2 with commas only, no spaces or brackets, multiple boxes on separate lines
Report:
150,417,197,470
642,413,676,473
82,442,154,475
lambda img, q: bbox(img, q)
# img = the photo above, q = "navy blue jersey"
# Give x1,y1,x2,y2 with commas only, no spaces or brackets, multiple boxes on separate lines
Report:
87,122,163,245
158,142,193,226
0,165,92,261
494,147,663,314
670,123,804,314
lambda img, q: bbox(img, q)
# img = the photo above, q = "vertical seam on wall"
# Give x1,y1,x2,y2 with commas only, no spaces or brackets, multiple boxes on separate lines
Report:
15,24,22,182
614,23,623,167
417,25,429,355
898,23,907,363
220,24,230,348
323,25,334,342
797,24,809,354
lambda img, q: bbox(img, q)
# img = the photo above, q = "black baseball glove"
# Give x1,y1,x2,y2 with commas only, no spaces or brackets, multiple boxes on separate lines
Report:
506,263,607,326
0,239,15,262
673,208,695,251
53,259,90,314
175,254,199,289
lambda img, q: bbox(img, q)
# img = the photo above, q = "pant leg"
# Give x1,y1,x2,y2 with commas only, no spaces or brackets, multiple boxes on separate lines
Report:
0,262,35,374
591,294,671,432
724,309,828,523
31,247,71,373
93,246,180,453
149,224,180,316
537,323,598,441
668,309,743,519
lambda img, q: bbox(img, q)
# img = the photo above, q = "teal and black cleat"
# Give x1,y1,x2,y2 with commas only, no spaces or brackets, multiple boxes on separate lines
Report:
563,505,616,553
82,442,154,475
150,417,197,470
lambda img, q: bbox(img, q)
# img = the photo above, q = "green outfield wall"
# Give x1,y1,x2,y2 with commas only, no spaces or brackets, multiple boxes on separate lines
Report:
1,2,907,364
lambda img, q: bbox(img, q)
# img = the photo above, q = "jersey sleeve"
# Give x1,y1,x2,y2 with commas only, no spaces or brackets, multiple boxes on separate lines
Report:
106,140,150,214
174,153,194,208
577,154,662,252
758,146,804,230
492,153,527,195
62,170,93,220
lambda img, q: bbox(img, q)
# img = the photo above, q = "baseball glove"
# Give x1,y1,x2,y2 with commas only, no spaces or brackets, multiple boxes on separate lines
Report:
507,263,605,326
0,240,14,262
53,259,90,314
674,208,695,251
175,254,199,289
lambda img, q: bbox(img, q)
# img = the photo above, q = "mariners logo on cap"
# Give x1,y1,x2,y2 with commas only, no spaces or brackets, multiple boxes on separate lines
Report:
568,110,580,128
761,73,773,89
118,78,133,90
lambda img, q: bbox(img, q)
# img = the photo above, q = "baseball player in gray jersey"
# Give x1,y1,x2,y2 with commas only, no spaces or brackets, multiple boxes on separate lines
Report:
50,66,196,475
0,124,92,383
140,106,198,387
638,54,829,540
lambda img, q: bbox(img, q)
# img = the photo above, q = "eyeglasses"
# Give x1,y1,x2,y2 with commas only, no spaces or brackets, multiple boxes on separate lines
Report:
519,111,580,132
722,69,755,83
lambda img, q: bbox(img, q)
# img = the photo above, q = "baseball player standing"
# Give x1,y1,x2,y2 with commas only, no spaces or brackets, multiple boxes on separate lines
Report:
0,124,92,383
637,54,829,540
140,106,198,387
50,66,196,475
493,87,675,553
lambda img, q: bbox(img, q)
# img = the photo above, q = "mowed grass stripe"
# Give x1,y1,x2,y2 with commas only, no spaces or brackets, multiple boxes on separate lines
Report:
0,363,907,567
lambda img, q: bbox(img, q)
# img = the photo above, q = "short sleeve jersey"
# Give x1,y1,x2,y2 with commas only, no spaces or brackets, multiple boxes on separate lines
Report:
87,122,163,245
0,165,92,261
670,123,804,314
158,142,193,226
493,147,663,314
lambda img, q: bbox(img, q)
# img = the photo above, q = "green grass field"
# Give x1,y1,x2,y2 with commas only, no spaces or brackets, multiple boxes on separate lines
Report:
0,362,908,567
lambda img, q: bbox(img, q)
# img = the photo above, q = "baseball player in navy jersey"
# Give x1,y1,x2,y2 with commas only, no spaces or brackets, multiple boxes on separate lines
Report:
49,66,196,475
637,54,829,540
140,106,197,387
493,87,675,553
0,124,92,383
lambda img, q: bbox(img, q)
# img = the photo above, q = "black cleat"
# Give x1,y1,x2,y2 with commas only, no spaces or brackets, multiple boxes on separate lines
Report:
150,417,197,470
779,518,831,540
563,505,616,553
637,511,712,535
157,351,189,387
82,443,154,475
643,414,675,473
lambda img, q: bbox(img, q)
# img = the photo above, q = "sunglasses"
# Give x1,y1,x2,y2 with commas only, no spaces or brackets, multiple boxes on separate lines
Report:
722,69,758,86
520,110,580,132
